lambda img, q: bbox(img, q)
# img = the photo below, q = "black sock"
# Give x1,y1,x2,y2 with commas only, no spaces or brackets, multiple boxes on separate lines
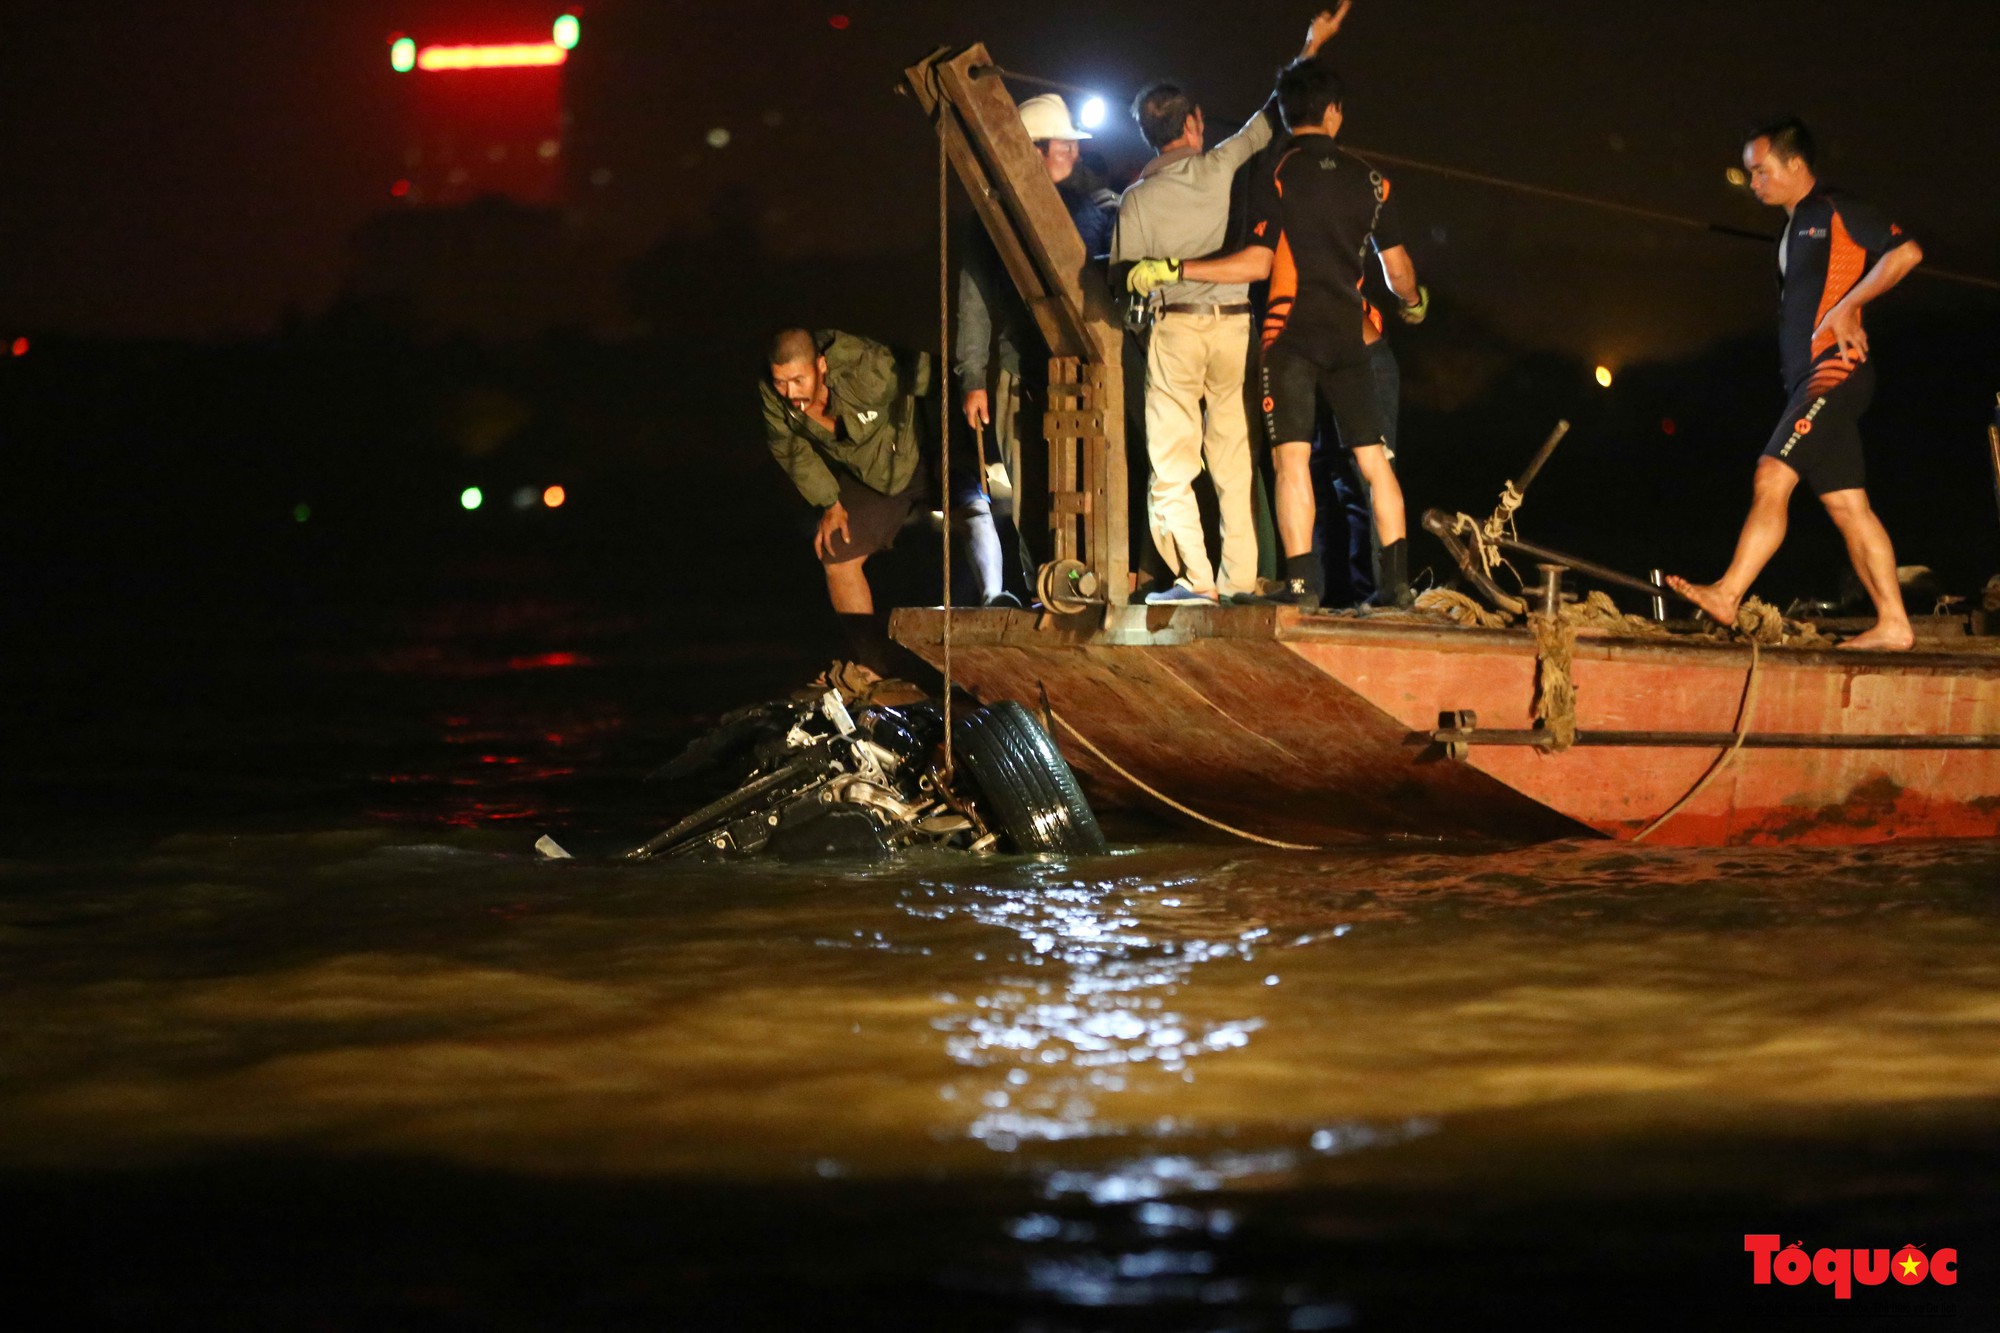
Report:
1379,539,1411,605
1283,553,1319,590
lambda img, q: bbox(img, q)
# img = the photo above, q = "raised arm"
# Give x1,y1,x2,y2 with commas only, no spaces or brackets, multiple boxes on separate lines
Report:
1302,3,1351,59
1209,6,1354,173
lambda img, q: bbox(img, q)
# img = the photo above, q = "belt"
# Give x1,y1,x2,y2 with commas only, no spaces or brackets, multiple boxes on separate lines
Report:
1160,302,1252,316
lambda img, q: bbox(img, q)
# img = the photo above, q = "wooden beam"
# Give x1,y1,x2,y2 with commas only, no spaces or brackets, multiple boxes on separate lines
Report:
932,49,1094,356
904,49,1079,359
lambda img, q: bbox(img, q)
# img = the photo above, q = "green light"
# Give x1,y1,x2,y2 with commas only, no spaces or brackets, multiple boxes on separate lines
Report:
460,487,484,511
391,37,416,73
293,502,312,524
553,15,579,49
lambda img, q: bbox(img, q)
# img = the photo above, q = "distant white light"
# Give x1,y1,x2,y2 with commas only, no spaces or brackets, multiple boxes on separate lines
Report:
511,486,537,510
1078,96,1107,130
706,127,731,149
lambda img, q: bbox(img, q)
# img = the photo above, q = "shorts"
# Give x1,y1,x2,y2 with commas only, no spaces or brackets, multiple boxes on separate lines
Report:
1762,361,1875,496
1259,343,1388,452
822,459,929,564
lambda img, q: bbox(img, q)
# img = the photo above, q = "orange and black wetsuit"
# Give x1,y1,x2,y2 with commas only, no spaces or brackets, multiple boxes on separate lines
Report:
1762,187,1914,495
1244,136,1401,449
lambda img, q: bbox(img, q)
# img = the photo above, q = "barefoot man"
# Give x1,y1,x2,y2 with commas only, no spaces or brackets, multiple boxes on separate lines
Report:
1668,118,1924,650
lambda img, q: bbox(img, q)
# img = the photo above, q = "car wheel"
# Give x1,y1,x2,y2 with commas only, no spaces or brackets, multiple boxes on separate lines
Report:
953,701,1108,855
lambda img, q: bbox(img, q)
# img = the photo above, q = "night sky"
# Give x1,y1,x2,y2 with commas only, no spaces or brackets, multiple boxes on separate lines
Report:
5,0,1997,360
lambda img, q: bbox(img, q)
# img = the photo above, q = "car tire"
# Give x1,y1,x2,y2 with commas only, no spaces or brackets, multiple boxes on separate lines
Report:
953,701,1108,855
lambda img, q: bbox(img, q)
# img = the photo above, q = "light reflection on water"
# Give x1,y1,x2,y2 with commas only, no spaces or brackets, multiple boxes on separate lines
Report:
915,866,1280,1150
4,833,1998,1322
8,584,1998,1324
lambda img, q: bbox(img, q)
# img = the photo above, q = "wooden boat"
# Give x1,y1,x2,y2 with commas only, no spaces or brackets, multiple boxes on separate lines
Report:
891,605,2000,847
899,47,2000,848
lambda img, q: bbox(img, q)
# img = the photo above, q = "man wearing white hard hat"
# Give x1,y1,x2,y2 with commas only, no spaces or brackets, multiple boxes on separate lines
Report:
955,92,1121,594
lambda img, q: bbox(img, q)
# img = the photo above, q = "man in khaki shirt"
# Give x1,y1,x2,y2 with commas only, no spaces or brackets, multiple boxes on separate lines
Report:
1111,6,1348,603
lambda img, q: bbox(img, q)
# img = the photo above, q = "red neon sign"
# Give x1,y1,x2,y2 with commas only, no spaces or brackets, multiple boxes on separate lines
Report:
416,43,567,71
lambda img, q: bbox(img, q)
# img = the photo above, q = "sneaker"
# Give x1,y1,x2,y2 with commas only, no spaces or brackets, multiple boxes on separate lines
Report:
1145,584,1219,605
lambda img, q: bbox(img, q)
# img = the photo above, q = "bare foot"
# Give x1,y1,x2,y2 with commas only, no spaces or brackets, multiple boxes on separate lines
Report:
1665,575,1739,627
1838,621,1915,651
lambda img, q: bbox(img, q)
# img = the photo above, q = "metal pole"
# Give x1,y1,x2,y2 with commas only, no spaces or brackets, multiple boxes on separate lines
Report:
1513,420,1571,497
1536,563,1567,617
1493,532,1684,604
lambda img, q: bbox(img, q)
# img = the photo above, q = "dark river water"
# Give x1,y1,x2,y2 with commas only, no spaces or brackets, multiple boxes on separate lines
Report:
6,549,1996,1329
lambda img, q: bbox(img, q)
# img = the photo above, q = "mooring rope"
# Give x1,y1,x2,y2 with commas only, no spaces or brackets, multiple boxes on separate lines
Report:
1348,145,2000,295
1631,639,1763,843
934,83,955,784
1047,708,1325,852
964,59,2000,294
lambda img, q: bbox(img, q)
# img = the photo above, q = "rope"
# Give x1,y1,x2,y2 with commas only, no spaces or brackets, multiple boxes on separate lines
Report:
941,64,2000,294
1529,612,1578,751
1631,640,1763,843
1415,587,1513,628
1353,144,2000,294
1723,596,1826,647
1047,707,1325,852
934,82,955,785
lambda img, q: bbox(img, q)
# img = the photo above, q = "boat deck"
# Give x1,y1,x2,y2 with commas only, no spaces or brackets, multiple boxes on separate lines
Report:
890,605,2000,846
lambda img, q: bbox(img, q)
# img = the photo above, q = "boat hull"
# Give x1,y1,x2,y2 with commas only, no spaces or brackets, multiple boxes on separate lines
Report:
890,605,2000,847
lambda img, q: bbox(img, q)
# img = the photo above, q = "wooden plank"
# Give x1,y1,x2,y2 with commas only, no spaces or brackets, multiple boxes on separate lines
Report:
1042,411,1102,438
1049,357,1079,562
1080,359,1125,605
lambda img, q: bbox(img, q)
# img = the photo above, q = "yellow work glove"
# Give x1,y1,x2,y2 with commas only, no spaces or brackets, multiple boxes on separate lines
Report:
1126,258,1183,297
1397,283,1431,326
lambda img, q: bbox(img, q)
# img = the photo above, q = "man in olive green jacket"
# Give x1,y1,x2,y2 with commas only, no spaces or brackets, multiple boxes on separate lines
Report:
762,328,1004,637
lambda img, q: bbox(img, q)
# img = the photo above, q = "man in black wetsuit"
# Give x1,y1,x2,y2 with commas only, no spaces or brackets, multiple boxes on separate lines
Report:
1668,118,1924,650
1129,57,1427,608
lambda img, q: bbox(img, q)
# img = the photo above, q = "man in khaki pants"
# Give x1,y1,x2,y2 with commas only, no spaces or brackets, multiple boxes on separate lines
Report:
1112,7,1348,603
